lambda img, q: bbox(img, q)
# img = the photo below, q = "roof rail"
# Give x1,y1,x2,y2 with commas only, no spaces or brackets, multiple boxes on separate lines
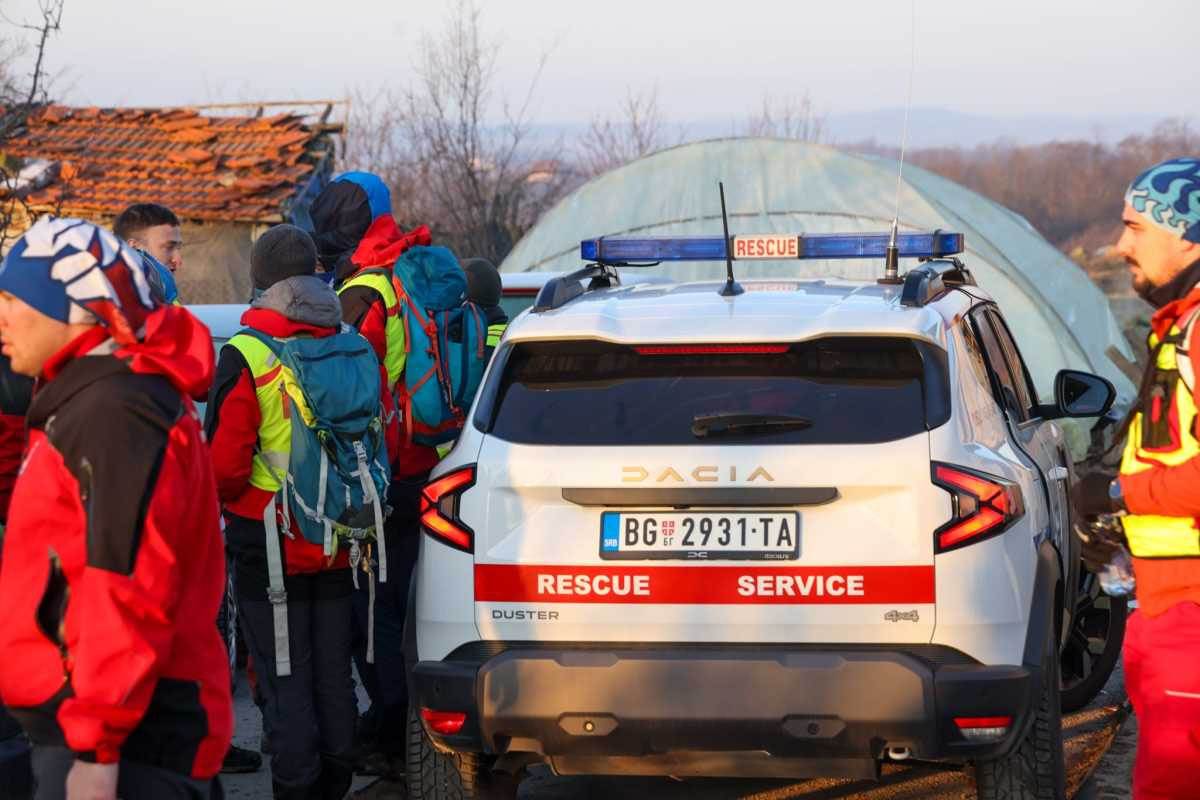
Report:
900,258,976,307
532,264,621,313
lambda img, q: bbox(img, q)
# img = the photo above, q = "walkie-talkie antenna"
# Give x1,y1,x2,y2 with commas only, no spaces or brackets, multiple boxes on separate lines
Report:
718,181,744,297
880,0,916,286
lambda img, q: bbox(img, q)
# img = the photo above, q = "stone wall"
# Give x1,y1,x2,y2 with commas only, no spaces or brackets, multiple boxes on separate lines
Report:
174,222,256,305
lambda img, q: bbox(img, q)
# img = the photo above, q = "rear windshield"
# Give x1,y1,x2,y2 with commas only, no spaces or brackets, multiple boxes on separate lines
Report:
475,338,950,446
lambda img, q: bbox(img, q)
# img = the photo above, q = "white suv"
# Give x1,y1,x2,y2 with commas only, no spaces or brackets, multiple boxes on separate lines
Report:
405,232,1115,800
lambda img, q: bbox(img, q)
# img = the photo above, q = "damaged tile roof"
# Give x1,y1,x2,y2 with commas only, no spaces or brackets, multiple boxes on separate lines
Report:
3,104,341,223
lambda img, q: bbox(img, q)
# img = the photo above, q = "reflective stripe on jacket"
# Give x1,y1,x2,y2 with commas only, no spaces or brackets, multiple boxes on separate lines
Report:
1120,308,1200,557
486,321,507,349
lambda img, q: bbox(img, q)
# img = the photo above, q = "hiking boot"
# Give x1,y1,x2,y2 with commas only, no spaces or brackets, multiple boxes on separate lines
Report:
221,744,263,774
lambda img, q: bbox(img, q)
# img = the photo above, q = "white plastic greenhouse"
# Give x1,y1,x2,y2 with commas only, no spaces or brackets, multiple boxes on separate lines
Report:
501,137,1137,433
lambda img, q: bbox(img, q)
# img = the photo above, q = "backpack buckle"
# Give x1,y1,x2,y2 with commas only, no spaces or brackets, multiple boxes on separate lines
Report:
267,588,288,605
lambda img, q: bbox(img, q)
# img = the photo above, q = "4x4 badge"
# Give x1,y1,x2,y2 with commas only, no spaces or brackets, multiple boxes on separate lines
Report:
885,610,920,623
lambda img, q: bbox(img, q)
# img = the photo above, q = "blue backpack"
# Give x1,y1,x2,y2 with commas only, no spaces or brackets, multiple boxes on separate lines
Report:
393,246,489,446
241,328,391,568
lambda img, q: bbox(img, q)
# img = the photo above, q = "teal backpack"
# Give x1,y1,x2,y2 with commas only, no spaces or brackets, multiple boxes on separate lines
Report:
240,327,391,676
393,246,489,446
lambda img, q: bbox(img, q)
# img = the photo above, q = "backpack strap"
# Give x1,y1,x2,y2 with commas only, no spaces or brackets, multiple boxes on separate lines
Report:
458,310,471,408
262,498,292,677
318,449,332,556
470,304,486,359
352,439,388,584
1175,306,1200,394
238,326,294,677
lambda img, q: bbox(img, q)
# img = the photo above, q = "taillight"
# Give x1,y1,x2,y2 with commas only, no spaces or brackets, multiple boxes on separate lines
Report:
932,463,1023,553
420,465,477,552
954,715,1012,741
421,708,467,735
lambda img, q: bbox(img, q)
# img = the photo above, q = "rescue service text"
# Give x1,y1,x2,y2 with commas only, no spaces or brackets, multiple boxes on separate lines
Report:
532,572,867,598
736,574,865,597
536,573,652,597
733,235,799,259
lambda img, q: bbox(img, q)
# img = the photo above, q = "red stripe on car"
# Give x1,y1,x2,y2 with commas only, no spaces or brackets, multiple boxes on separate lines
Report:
474,564,935,604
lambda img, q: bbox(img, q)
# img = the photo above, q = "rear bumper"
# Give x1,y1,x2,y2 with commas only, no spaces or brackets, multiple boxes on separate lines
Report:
411,643,1037,776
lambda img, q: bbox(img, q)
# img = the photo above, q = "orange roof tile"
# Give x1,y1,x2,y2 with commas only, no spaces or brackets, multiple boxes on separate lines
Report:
5,104,339,223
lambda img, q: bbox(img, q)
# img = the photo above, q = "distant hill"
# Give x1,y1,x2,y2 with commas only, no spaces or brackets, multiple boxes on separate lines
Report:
526,108,1191,151
821,107,1179,148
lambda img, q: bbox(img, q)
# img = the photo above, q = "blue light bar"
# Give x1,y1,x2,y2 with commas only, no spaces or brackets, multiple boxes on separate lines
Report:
798,232,963,260
580,236,728,263
580,231,964,263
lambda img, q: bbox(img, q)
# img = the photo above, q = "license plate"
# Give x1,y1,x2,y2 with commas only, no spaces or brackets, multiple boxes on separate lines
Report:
599,511,800,560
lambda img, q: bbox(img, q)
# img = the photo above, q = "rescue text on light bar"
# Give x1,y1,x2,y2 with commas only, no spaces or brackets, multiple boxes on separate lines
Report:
579,231,964,263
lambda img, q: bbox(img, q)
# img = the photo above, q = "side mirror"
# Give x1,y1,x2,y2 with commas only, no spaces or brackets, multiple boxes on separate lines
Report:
1042,369,1116,419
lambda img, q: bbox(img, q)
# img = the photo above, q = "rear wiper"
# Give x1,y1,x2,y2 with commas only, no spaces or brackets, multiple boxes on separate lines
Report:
691,412,813,439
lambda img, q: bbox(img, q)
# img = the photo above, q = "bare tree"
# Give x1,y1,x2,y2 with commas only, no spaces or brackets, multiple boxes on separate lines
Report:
344,86,410,197
577,87,680,177
744,91,826,143
844,118,1200,260
0,0,66,248
345,0,565,265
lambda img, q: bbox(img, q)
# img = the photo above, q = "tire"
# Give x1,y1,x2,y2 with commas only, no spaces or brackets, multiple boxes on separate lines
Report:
406,708,520,800
976,622,1066,800
215,562,238,690
1060,568,1127,712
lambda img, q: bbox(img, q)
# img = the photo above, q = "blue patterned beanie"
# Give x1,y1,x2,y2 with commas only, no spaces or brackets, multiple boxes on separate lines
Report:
1125,157,1200,244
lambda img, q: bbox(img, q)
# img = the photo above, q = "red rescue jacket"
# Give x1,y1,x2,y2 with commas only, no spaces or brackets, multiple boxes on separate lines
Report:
0,307,232,778
205,307,351,574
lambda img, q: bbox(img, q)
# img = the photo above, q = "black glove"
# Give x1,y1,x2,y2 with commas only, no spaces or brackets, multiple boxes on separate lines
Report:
1070,471,1118,521
1075,515,1128,573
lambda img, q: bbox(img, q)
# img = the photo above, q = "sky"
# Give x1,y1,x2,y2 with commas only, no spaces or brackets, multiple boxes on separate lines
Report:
6,0,1194,133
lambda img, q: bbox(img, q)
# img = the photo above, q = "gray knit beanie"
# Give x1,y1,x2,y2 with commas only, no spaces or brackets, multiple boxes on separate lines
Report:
251,224,318,290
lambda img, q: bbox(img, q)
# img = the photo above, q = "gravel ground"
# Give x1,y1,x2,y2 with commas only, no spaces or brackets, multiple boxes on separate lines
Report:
219,675,375,799
222,664,1136,800
1080,663,1135,800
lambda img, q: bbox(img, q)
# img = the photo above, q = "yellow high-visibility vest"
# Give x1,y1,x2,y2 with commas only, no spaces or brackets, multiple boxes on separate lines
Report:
226,333,314,493
1119,308,1200,557
338,270,407,390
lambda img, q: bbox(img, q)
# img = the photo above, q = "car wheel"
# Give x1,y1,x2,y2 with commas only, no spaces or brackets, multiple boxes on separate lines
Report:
406,708,520,800
215,562,238,690
1060,567,1127,712
976,618,1066,800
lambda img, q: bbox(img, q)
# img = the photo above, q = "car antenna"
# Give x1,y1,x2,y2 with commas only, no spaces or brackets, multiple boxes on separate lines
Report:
879,0,916,286
718,181,744,297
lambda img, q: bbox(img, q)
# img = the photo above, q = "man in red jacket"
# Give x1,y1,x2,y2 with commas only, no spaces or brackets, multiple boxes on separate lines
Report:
205,225,357,800
311,172,433,775
0,217,231,799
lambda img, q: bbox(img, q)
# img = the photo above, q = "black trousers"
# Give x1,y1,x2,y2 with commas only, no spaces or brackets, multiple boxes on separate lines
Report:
31,745,221,800
351,475,424,753
238,567,356,799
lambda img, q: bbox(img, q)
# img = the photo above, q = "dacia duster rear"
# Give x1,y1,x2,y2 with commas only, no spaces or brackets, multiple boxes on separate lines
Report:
405,234,1102,800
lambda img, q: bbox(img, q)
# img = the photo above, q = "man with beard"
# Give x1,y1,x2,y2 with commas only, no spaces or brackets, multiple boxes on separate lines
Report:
1071,156,1200,800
